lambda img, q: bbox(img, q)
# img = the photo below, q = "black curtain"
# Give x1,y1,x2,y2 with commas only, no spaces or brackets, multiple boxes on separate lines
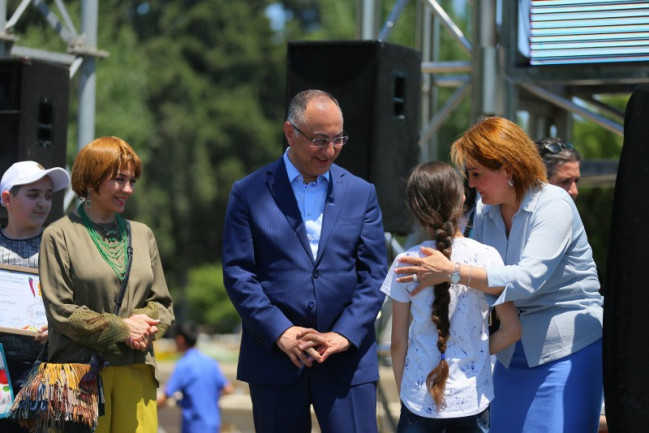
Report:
603,84,649,432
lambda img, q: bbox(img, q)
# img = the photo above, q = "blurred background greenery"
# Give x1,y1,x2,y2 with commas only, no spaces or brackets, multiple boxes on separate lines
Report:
13,0,622,331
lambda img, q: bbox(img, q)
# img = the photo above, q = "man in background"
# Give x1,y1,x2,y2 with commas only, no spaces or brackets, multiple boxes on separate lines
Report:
535,137,581,200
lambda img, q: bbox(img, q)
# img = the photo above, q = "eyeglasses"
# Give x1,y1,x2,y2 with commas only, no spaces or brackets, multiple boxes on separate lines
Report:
291,123,348,149
541,141,574,155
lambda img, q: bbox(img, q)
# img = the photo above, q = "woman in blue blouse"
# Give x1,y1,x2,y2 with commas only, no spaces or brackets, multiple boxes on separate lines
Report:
395,116,603,432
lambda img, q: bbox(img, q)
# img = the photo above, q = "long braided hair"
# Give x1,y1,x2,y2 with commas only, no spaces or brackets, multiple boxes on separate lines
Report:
406,161,464,409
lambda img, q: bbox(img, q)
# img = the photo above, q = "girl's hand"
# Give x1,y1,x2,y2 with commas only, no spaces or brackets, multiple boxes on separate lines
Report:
35,324,48,344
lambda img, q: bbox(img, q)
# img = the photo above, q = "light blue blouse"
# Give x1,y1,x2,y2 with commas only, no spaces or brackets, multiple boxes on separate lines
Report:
475,184,603,367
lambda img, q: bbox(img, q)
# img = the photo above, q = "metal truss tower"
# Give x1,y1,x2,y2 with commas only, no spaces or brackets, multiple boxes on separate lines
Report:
358,0,649,186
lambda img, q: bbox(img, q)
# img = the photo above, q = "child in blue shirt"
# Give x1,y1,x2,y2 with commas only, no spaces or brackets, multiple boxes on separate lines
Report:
158,321,234,433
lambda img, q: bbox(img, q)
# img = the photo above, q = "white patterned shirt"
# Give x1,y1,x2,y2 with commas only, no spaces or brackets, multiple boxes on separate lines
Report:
381,237,504,418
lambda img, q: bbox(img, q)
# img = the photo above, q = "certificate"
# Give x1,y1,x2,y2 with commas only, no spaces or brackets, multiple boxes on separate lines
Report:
0,264,46,336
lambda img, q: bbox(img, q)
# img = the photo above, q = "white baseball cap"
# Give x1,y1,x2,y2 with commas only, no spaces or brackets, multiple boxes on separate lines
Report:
1,161,70,206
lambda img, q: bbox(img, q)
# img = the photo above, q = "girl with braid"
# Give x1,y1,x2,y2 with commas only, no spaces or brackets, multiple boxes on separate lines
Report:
396,117,603,433
382,161,520,433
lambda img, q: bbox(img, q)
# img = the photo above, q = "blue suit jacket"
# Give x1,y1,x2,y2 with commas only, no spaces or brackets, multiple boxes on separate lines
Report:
223,157,387,386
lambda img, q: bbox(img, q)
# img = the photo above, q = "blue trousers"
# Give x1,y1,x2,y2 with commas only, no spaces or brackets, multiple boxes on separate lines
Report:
249,367,378,433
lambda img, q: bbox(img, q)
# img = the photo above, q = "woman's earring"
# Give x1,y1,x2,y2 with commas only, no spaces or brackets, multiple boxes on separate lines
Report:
507,179,514,187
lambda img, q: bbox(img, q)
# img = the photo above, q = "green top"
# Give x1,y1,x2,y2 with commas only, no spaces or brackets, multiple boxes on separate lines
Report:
39,209,174,383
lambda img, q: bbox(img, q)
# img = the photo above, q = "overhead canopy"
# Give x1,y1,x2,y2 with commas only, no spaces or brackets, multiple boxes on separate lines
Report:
519,0,649,65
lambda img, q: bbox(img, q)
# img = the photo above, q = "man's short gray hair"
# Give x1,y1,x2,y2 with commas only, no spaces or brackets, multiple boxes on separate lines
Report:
286,89,342,127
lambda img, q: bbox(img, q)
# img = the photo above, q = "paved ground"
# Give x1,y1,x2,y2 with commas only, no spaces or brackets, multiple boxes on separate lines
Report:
155,335,400,433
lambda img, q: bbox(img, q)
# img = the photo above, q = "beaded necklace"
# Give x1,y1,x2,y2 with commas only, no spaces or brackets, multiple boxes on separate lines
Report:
78,203,128,280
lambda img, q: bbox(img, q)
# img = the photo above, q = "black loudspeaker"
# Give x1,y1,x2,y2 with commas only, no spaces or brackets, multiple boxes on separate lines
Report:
0,58,70,225
287,40,421,234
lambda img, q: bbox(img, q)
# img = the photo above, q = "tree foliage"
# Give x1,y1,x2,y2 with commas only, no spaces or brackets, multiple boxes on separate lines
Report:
9,0,624,329
124,0,288,317
10,0,286,326
185,263,240,333
572,97,626,290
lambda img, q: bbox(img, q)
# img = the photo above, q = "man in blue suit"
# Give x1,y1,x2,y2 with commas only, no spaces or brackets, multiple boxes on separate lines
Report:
223,89,388,433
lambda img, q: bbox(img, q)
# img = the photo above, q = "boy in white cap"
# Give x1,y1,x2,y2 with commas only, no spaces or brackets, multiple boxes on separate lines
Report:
0,160,69,433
